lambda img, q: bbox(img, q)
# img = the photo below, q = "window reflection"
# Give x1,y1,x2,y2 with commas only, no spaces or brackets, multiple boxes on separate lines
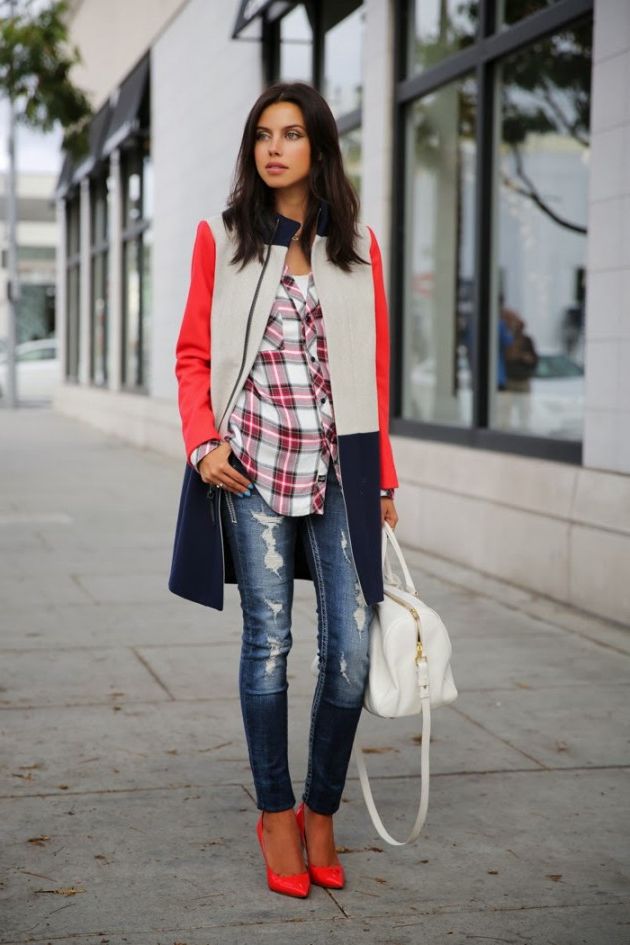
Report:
491,22,591,440
90,173,109,387
323,4,364,118
278,3,313,82
498,0,560,28
121,140,152,391
339,126,362,196
402,75,477,426
124,238,141,388
407,0,476,76
65,195,81,381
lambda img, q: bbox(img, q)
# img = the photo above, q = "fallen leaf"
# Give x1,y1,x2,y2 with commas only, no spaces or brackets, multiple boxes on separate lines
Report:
546,874,563,882
487,869,499,875
363,746,398,754
27,836,49,846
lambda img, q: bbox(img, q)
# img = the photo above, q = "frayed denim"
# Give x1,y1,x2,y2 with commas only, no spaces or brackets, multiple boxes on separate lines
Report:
220,456,374,815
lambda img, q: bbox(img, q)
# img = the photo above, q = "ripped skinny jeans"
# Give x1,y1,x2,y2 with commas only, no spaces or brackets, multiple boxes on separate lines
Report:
220,456,374,815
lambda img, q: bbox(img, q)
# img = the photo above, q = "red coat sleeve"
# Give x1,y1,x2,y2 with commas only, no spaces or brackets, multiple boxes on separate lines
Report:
368,226,399,491
175,220,220,466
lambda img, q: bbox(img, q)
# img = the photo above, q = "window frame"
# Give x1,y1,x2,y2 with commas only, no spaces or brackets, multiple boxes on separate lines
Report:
263,1,363,139
390,0,593,465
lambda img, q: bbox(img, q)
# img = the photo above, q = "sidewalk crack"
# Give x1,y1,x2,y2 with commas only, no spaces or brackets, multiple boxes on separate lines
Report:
131,647,175,700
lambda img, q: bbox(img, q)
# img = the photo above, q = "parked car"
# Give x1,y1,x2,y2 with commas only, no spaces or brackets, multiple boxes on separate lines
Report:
0,338,59,402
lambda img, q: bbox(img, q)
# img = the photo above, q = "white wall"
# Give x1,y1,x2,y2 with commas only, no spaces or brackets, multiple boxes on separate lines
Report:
68,0,189,109
583,0,630,474
150,0,262,402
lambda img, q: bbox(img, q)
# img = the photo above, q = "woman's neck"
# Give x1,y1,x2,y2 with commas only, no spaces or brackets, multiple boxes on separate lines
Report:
274,186,309,225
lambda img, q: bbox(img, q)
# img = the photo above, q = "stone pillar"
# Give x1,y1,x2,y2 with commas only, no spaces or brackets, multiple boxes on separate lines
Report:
583,0,630,473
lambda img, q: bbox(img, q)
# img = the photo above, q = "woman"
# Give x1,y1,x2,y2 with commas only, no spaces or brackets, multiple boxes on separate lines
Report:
169,81,399,898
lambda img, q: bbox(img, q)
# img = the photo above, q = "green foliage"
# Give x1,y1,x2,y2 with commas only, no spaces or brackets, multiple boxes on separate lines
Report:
0,0,92,159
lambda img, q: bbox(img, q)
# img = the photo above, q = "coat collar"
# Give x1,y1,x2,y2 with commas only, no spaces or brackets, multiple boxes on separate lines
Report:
264,196,331,246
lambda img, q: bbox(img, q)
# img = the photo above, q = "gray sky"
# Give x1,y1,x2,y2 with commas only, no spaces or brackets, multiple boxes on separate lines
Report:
0,99,63,176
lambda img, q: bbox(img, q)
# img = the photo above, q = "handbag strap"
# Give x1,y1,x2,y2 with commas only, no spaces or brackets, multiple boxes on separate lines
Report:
354,660,431,846
381,522,417,595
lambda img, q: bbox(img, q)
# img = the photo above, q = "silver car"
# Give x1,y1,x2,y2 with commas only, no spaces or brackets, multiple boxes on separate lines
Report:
0,338,59,403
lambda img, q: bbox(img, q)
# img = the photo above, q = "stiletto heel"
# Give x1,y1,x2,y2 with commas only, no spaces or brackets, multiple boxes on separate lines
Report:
296,802,346,889
256,813,311,898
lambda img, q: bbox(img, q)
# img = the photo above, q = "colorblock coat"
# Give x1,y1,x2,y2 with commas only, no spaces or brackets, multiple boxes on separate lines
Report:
168,197,399,610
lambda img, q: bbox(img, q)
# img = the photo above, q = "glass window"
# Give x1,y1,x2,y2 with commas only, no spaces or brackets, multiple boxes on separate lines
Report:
323,3,364,118
490,21,591,440
407,0,477,76
401,74,477,427
121,138,152,392
66,265,80,381
91,251,108,386
339,126,362,196
91,176,109,244
123,238,141,388
142,228,153,390
65,194,81,382
278,3,313,82
66,194,80,258
498,0,561,29
90,173,110,387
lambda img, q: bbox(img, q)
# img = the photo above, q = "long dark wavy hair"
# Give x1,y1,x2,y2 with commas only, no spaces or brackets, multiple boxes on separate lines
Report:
223,82,368,272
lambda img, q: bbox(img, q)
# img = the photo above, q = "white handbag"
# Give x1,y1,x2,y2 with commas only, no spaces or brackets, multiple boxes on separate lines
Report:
354,521,458,846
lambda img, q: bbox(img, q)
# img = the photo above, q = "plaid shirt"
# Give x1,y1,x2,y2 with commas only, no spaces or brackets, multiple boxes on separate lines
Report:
191,263,394,514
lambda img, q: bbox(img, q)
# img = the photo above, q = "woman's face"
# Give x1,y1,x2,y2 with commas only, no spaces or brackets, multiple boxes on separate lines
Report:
254,101,312,192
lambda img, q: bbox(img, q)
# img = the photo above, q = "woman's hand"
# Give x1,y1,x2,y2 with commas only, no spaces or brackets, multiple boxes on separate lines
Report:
380,497,398,529
198,442,251,495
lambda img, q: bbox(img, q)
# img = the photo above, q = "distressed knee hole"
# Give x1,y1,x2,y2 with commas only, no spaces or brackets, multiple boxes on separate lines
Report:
251,510,284,575
339,652,351,684
354,580,368,635
340,529,351,564
265,633,283,676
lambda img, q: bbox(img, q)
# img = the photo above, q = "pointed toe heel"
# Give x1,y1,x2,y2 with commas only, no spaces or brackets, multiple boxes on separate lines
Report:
256,814,311,898
295,802,346,890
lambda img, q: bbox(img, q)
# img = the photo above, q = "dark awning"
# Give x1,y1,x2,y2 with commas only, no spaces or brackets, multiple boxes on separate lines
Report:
103,53,149,156
231,0,276,38
71,100,113,184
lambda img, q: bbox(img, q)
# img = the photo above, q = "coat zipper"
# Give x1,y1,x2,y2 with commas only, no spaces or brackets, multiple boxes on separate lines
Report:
211,215,280,589
382,586,424,662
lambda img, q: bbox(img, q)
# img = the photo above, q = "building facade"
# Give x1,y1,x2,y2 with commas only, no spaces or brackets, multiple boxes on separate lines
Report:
54,0,630,625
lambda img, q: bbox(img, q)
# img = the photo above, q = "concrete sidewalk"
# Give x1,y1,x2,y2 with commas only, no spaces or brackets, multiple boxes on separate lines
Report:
1,407,629,945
